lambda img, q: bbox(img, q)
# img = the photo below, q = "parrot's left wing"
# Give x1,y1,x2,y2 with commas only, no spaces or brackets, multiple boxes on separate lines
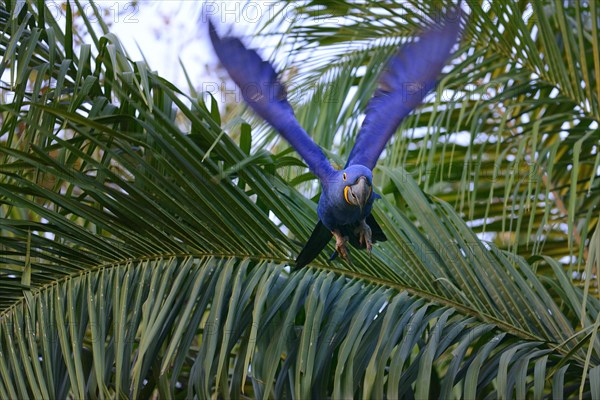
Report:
346,9,462,170
209,21,334,181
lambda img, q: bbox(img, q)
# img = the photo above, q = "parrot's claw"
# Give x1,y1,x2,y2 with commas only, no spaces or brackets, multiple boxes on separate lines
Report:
356,219,373,253
333,230,351,263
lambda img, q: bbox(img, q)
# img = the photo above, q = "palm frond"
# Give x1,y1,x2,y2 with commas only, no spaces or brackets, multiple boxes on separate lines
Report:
254,0,600,281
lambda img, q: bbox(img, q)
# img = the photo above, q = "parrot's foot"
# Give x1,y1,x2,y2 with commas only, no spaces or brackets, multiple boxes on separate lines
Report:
356,219,373,252
333,229,351,263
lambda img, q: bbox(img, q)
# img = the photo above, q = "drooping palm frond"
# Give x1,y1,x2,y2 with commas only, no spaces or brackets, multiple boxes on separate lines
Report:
1,1,600,398
253,0,600,283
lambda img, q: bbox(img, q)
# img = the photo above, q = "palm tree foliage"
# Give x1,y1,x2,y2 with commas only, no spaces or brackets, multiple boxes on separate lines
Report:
253,0,599,276
0,0,599,398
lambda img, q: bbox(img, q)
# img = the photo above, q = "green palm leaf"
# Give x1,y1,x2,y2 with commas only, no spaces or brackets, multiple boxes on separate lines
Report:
253,0,599,278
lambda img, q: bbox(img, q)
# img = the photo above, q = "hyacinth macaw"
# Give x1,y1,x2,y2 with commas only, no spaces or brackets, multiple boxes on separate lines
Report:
209,8,461,269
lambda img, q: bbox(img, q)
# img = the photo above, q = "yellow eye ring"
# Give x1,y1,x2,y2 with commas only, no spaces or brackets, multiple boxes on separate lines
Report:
342,172,347,181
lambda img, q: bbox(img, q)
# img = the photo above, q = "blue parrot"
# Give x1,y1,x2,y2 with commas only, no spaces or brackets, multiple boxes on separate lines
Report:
209,8,462,269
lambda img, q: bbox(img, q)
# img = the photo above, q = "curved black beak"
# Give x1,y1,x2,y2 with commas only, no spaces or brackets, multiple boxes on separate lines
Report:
347,176,372,210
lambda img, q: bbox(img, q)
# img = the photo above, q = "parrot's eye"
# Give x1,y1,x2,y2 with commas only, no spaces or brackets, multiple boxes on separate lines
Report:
342,172,347,181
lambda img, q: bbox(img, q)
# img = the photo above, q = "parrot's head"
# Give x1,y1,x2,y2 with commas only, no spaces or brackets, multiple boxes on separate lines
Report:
336,165,373,211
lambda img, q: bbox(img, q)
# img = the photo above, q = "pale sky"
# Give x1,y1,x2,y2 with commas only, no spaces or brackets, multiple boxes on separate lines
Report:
107,1,287,91
109,1,213,88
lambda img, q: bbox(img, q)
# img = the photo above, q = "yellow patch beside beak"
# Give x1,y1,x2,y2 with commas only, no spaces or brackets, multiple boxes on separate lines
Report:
344,186,351,205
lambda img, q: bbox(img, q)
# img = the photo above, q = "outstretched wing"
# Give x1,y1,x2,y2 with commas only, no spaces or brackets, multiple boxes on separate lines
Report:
346,8,462,170
209,21,334,180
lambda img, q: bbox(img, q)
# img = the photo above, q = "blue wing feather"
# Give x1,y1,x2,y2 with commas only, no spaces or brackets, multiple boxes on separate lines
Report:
209,21,334,180
347,9,462,169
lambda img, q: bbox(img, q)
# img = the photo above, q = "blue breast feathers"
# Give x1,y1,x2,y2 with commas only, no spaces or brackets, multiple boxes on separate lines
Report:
317,166,378,230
